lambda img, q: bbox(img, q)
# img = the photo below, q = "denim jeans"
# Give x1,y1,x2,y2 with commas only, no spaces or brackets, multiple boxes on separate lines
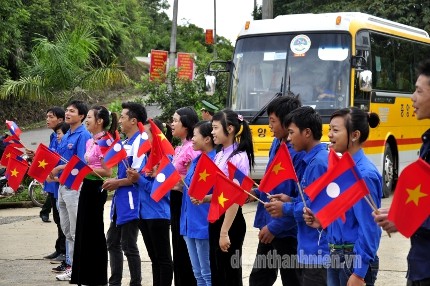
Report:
327,249,379,286
58,185,80,266
106,219,141,286
184,236,211,286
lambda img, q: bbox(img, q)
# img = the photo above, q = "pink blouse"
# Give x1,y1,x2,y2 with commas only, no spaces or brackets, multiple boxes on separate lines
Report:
85,132,104,169
172,139,201,176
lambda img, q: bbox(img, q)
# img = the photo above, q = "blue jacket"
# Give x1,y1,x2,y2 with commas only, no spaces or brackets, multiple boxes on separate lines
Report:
253,138,305,238
408,128,430,281
327,148,382,278
137,155,170,220
44,132,60,197
180,150,216,239
110,132,141,226
57,124,91,163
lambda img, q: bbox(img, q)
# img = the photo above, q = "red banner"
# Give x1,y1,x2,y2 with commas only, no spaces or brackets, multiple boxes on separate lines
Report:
149,50,168,81
205,29,214,45
177,53,194,80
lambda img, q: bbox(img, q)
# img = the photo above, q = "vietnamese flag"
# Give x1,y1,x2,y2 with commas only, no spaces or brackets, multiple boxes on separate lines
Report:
27,144,62,183
97,131,115,155
3,135,24,149
1,145,24,167
103,137,127,168
188,153,223,200
258,142,298,193
5,120,22,138
5,157,28,192
59,155,93,191
227,162,254,206
144,118,174,171
137,122,151,157
150,155,181,202
304,152,369,229
328,148,340,170
207,172,248,223
388,158,430,238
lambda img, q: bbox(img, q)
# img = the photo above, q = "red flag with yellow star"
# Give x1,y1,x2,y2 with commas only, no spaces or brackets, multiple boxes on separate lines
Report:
144,118,174,172
188,153,223,200
27,144,62,183
207,172,248,223
1,145,23,167
6,156,28,191
258,142,298,193
388,158,430,238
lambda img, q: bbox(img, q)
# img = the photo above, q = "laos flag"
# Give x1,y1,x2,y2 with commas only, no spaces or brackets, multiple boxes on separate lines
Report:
5,120,22,138
151,155,181,202
59,155,92,191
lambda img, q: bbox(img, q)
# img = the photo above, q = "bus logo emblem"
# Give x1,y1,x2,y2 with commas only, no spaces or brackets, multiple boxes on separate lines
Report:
290,34,311,55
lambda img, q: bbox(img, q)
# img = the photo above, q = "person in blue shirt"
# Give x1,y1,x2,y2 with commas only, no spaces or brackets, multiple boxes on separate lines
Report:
127,118,174,286
102,102,147,286
50,100,92,281
374,59,430,285
304,107,382,286
249,95,304,286
266,106,330,286
180,120,216,286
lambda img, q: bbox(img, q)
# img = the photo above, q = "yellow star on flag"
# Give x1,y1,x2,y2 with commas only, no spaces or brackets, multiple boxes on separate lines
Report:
10,168,19,177
38,159,48,169
158,133,167,141
405,184,428,206
198,169,210,182
218,192,229,208
6,152,12,158
272,162,285,175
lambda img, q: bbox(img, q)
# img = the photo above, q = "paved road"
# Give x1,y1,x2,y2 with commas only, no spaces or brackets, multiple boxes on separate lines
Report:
0,196,410,286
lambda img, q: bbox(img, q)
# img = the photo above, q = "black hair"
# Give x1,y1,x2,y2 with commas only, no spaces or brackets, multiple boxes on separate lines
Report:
416,59,430,86
330,107,380,147
176,106,199,140
194,120,215,147
121,102,147,123
91,105,118,136
285,106,323,140
267,94,301,121
46,106,65,120
54,122,70,134
66,100,88,122
212,108,255,169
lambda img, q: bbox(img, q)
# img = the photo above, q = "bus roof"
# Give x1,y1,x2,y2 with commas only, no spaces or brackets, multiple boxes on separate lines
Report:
238,12,429,40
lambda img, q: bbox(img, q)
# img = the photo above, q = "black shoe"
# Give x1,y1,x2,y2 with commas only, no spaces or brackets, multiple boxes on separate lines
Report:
51,261,69,273
43,251,59,260
40,214,51,223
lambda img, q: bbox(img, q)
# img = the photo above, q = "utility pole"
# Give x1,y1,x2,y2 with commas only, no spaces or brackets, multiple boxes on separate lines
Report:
213,0,217,58
262,0,273,19
168,0,178,91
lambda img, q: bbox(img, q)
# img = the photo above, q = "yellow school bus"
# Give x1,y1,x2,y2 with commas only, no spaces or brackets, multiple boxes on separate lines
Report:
207,12,430,197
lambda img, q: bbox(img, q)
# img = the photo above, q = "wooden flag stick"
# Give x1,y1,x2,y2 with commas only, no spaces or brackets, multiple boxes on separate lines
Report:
241,188,265,204
296,181,308,208
363,195,391,238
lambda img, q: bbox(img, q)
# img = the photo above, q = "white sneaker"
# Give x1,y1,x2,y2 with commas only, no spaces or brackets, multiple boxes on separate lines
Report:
56,267,71,281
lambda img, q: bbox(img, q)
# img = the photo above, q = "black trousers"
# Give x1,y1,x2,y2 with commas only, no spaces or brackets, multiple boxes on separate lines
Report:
50,193,66,255
407,278,430,286
40,194,52,216
209,208,246,286
170,190,196,286
249,236,301,286
139,219,173,286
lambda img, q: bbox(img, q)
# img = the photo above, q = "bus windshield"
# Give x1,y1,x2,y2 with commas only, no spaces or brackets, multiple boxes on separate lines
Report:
230,33,352,117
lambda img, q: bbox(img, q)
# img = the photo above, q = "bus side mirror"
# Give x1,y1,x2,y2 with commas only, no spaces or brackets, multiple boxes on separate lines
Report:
359,70,372,92
205,74,216,95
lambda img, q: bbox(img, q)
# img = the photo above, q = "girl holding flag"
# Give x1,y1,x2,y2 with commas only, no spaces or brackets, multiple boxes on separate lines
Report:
180,120,216,286
209,109,254,286
304,107,383,286
71,105,118,286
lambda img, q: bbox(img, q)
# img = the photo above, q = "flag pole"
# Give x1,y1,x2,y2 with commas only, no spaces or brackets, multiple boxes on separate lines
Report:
363,195,391,238
296,182,307,208
242,188,265,204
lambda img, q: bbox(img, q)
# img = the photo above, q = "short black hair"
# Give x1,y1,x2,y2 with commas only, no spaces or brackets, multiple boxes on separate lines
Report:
46,106,65,120
121,102,147,123
285,106,322,140
66,100,88,122
267,94,301,122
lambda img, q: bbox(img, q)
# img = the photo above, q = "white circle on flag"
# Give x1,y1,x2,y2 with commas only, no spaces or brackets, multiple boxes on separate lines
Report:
71,168,79,176
233,178,240,186
106,139,113,146
141,132,149,140
326,182,340,198
113,143,122,152
156,173,166,183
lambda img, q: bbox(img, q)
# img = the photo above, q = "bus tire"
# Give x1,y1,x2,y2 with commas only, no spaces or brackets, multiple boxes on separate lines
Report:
382,144,394,198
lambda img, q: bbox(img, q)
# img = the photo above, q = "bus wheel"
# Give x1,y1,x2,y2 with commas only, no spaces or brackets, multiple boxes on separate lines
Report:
382,144,394,198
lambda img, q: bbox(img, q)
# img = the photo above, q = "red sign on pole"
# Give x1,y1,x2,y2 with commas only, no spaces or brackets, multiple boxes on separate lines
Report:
177,53,195,80
150,50,168,81
205,29,214,45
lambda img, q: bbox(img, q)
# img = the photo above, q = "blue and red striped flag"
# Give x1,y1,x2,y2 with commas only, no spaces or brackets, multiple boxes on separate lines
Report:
5,120,22,138
59,155,93,191
3,135,24,149
227,161,255,193
103,137,127,168
137,122,151,157
150,155,181,202
97,131,115,155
